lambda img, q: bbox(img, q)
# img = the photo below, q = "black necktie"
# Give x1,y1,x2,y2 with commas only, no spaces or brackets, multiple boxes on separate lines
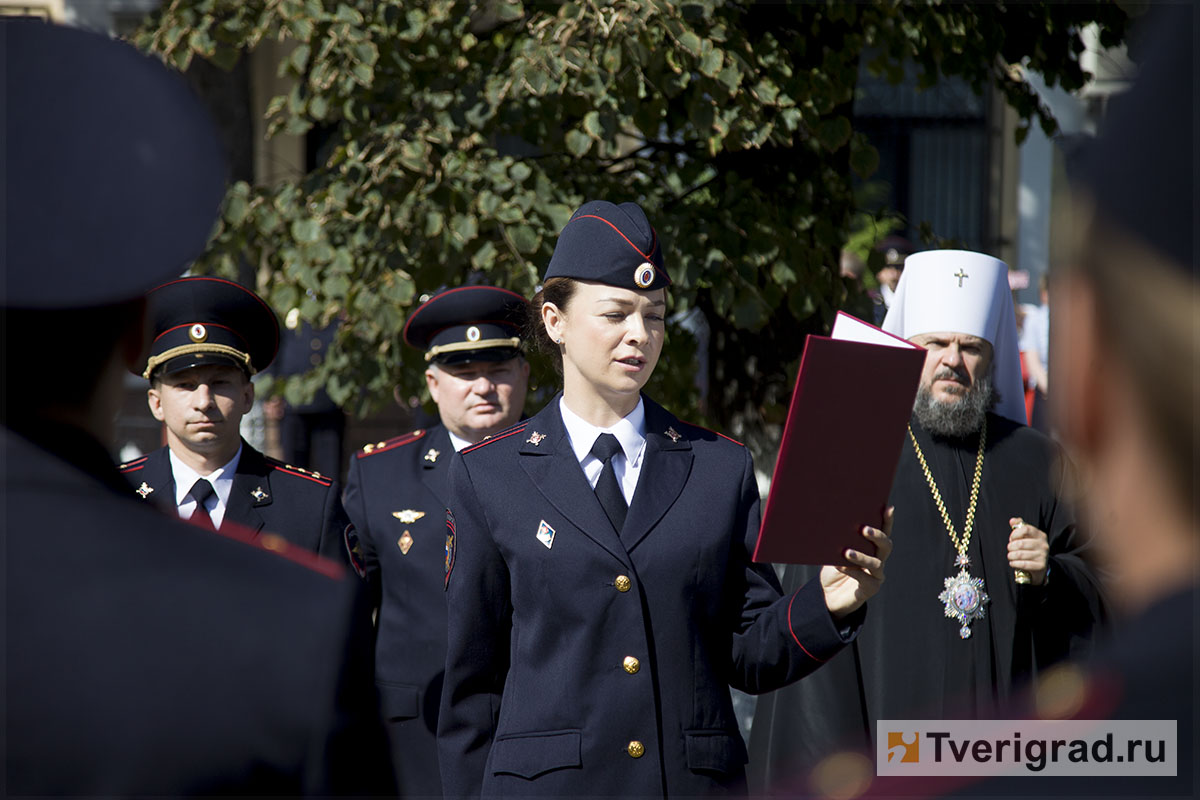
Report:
591,433,627,533
189,478,216,530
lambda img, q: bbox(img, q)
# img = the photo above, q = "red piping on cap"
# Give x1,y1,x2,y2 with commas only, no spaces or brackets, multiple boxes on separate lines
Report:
573,215,652,260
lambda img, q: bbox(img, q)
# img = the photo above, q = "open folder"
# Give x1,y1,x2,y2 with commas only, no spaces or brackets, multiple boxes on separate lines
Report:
753,312,926,566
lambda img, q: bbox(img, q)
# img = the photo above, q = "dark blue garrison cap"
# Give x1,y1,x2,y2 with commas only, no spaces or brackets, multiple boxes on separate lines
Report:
2,18,227,309
544,201,670,290
403,286,528,365
1078,4,1195,277
138,277,279,380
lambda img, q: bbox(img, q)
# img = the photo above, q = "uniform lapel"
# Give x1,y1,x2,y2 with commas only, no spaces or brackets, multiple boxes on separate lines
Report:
517,399,631,567
419,426,452,504
622,397,693,551
134,447,177,515
225,442,268,533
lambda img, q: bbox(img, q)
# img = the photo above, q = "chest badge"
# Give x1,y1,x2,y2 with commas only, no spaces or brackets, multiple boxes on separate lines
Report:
536,519,556,549
526,431,546,446
423,448,440,463
135,482,154,499
665,426,682,443
398,531,414,555
393,509,425,524
251,486,269,502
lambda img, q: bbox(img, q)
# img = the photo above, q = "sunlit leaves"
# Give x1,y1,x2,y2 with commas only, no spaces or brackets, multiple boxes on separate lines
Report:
136,0,1127,434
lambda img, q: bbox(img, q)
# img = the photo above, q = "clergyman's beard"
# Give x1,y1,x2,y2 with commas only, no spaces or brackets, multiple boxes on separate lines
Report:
913,370,996,438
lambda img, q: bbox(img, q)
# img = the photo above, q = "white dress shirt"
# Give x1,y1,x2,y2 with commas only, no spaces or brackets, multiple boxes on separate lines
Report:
558,396,647,505
168,444,242,529
448,430,473,453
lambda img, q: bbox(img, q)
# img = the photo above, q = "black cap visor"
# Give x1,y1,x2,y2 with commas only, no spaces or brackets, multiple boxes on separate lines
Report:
431,345,523,367
151,351,251,381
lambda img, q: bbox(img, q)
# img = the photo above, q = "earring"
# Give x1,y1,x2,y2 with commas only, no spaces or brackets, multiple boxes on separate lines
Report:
555,338,563,345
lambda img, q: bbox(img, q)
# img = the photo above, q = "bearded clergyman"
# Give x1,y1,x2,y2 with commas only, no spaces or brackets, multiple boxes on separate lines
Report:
747,249,1108,794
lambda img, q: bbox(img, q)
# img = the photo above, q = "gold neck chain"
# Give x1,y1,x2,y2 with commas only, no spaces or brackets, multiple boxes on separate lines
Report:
907,417,987,558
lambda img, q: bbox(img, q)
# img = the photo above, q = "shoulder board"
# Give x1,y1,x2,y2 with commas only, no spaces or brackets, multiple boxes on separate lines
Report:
461,421,528,455
677,420,744,447
118,455,150,473
212,520,345,581
356,429,427,459
264,456,334,486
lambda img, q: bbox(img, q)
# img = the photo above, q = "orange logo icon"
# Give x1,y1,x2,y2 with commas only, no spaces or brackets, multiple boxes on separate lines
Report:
886,732,919,763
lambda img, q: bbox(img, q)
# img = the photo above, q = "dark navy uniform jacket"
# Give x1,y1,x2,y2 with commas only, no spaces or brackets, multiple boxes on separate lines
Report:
343,424,453,796
120,439,351,565
4,423,392,795
437,395,863,798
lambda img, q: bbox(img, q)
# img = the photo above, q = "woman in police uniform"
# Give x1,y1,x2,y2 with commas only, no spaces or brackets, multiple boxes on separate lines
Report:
437,201,891,798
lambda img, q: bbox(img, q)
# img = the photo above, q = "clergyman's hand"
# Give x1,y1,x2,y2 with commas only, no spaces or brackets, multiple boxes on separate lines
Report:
820,507,893,620
1008,517,1050,585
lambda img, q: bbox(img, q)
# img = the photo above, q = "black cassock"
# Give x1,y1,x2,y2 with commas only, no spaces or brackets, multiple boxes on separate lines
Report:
747,413,1108,795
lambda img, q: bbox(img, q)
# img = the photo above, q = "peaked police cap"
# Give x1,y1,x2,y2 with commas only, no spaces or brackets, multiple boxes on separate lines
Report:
1077,5,1194,276
2,19,227,309
138,277,279,380
544,201,669,291
403,286,528,365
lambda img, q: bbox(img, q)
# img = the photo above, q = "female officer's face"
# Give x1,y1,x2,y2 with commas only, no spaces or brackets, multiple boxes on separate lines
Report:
543,280,666,413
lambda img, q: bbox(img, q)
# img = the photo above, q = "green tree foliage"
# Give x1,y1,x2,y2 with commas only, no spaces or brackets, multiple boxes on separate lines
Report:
137,0,1125,454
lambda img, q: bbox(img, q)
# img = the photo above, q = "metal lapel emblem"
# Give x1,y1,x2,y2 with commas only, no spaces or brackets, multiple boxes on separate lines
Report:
536,519,556,549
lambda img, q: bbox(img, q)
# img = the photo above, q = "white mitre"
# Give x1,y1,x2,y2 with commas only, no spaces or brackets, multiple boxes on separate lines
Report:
882,249,1027,426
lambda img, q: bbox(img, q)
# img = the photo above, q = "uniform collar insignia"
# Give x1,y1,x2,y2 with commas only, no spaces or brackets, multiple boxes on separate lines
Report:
665,426,681,443
136,482,154,498
526,431,546,446
251,486,269,502
393,509,425,524
424,447,440,463
536,519,555,549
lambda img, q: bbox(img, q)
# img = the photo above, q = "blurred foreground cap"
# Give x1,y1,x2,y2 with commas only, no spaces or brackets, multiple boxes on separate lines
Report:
1078,5,1195,277
2,18,227,309
544,200,669,291
139,277,279,380
403,285,527,365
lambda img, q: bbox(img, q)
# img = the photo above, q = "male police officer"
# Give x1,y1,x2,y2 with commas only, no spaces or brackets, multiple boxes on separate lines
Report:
3,18,390,793
121,276,351,564
343,285,530,795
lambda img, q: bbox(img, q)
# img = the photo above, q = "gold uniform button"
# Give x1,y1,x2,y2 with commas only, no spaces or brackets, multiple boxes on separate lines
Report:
627,740,645,758
623,656,640,674
615,575,631,592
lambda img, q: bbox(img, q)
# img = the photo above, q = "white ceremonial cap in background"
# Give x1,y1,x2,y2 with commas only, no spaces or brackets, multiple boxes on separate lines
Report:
882,249,1027,425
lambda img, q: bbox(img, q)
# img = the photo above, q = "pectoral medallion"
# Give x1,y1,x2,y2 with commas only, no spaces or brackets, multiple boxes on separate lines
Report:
938,569,989,639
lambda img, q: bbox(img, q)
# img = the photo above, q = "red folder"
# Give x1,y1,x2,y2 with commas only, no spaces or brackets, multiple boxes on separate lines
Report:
753,312,926,566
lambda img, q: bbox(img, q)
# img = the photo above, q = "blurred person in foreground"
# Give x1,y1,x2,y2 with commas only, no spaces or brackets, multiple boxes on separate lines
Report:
1041,4,1195,794
2,18,391,794
748,247,1107,794
342,285,530,796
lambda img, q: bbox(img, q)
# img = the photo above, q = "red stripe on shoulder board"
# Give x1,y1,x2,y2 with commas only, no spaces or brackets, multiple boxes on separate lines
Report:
119,456,149,472
461,423,528,454
356,429,427,459
213,521,345,580
678,420,743,447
